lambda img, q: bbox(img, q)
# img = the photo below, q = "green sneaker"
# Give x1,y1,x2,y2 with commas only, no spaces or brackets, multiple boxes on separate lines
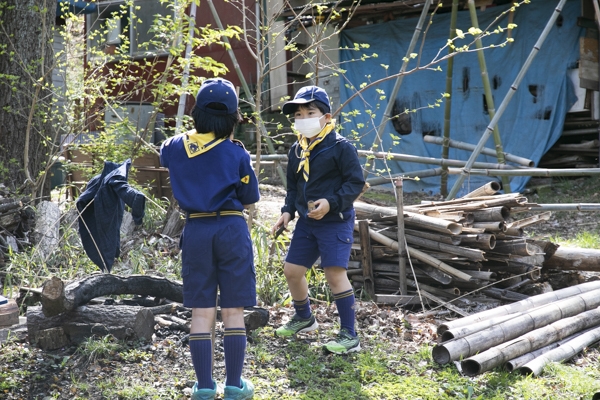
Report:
275,314,318,337
191,381,217,400
224,377,254,400
323,329,361,354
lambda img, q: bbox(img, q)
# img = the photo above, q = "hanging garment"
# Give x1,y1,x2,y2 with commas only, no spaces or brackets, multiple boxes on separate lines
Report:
76,159,145,272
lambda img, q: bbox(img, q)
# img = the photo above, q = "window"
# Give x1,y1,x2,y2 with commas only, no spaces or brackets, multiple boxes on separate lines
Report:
87,0,172,58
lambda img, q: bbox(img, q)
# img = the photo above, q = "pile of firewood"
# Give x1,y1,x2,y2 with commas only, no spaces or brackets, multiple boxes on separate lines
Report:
349,182,559,308
0,196,35,267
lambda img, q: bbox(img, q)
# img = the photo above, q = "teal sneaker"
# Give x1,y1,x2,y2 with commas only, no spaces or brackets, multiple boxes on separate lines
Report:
224,377,254,400
275,314,318,337
323,329,361,354
191,380,217,400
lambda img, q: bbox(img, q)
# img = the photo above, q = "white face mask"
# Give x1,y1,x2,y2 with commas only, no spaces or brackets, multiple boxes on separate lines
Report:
293,115,325,138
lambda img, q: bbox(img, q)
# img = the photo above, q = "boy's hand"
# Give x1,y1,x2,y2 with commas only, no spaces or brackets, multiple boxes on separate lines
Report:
271,212,292,237
308,198,330,220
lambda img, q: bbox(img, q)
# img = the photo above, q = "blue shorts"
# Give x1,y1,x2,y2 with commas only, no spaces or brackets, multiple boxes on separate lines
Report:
285,211,355,269
180,216,256,308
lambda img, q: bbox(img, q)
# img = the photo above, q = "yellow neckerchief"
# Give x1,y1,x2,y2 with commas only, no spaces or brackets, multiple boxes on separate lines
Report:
183,131,226,158
297,121,335,181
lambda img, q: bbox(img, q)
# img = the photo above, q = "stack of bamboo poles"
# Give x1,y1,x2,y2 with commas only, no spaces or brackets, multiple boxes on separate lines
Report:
350,182,555,308
432,280,600,377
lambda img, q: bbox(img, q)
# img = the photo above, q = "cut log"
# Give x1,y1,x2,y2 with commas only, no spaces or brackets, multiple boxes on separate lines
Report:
41,274,184,317
543,247,600,272
27,304,155,350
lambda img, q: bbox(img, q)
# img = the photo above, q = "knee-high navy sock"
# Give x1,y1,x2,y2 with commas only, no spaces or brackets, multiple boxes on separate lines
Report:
334,289,356,337
189,332,214,389
293,296,312,319
224,328,247,388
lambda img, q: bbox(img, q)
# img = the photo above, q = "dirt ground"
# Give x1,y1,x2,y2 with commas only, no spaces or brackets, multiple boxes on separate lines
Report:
2,179,600,399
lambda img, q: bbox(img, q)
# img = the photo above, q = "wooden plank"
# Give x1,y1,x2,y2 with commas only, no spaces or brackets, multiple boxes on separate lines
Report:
580,36,599,90
358,220,375,298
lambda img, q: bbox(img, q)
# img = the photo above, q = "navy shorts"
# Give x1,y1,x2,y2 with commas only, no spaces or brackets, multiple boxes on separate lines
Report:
285,211,355,269
180,216,256,308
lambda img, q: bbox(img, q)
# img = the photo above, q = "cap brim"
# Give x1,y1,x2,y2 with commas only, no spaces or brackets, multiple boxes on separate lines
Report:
282,98,315,115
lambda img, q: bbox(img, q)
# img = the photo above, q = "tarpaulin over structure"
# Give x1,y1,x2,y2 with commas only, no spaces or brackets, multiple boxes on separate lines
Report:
339,0,582,195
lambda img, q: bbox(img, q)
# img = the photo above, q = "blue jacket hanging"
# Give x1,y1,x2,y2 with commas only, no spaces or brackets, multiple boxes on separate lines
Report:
76,159,146,272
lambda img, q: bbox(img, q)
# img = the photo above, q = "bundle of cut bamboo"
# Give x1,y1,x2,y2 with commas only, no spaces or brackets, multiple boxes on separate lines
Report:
350,182,554,307
432,280,600,377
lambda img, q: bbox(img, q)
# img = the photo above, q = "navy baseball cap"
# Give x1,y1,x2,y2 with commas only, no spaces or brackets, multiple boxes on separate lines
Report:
195,78,238,115
282,85,331,115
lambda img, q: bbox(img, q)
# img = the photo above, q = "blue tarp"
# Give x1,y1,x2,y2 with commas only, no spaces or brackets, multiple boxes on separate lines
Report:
56,0,97,17
339,0,582,196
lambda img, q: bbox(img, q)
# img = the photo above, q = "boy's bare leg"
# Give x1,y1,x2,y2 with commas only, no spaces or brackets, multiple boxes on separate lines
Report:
324,266,352,293
221,307,248,389
191,307,217,332
283,262,310,300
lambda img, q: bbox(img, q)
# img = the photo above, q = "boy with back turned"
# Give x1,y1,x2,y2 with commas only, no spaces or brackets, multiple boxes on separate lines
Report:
160,78,258,400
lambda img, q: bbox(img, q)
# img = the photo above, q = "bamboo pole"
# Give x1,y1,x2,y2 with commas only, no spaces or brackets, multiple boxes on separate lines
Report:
347,260,453,285
432,288,600,364
446,167,600,177
457,233,496,250
467,0,511,193
436,281,600,335
424,135,534,167
404,235,486,262
357,150,525,170
362,227,473,282
440,0,460,196
505,328,593,372
470,206,509,222
513,204,600,212
447,0,569,200
395,179,407,295
354,203,463,235
518,324,600,377
404,212,463,235
363,0,434,180
367,168,443,187
405,229,461,246
461,306,600,376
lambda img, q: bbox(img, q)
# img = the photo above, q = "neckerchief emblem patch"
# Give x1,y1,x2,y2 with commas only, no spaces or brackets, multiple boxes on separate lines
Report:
183,132,225,158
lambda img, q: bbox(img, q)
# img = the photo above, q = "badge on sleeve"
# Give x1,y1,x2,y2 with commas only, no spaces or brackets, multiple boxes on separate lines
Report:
241,175,250,184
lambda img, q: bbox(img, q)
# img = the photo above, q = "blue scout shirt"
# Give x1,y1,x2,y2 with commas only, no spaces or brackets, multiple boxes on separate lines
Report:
282,130,365,221
160,131,260,213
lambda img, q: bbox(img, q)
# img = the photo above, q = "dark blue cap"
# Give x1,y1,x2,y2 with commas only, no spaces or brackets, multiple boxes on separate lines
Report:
195,78,238,115
282,85,331,114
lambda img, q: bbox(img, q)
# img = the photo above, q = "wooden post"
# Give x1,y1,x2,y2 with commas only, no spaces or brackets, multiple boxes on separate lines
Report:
395,178,407,295
358,220,375,298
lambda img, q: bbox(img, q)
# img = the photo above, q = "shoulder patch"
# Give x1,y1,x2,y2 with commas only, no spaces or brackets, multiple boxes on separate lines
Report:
241,175,250,184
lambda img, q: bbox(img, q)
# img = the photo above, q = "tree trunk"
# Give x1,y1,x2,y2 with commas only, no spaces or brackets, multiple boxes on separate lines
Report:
0,0,54,196
41,274,184,317
543,247,600,272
